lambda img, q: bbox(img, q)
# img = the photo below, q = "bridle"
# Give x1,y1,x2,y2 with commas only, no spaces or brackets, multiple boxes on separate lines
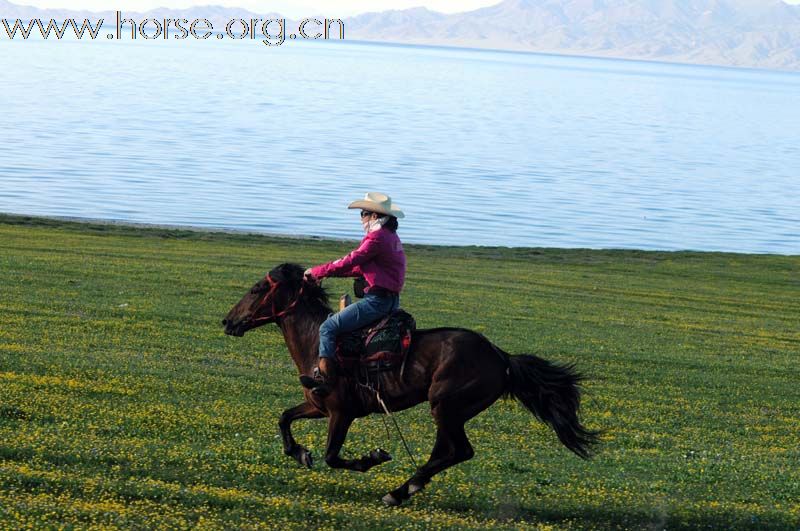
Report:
250,273,306,325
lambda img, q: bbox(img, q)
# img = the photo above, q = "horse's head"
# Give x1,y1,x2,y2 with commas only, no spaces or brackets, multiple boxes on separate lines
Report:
222,263,309,337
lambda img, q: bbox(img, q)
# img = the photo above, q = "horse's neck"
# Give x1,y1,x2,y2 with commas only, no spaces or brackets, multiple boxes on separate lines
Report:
278,310,326,375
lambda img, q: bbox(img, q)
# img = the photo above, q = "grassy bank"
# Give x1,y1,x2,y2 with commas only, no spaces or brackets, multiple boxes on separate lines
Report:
1,214,798,530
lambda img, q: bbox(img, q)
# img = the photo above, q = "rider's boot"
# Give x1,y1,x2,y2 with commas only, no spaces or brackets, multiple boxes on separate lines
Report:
300,357,337,396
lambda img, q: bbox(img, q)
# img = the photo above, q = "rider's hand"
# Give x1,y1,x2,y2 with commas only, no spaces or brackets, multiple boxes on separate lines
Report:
304,268,318,284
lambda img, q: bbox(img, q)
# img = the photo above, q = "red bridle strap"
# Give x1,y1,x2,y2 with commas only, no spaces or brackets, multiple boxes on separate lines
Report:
250,273,305,324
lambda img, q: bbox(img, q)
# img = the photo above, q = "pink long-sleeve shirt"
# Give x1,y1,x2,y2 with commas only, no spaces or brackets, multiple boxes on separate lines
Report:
310,227,406,294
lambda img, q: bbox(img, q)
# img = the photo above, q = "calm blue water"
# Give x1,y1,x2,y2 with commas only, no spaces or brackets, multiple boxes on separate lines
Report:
1,35,798,254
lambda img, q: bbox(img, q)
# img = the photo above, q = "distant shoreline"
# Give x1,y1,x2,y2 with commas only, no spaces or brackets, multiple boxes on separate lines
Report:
338,38,800,76
9,29,800,75
0,212,357,244
2,212,795,257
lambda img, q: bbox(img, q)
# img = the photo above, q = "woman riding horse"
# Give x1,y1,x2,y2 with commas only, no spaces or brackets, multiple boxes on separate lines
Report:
222,195,599,506
300,192,406,396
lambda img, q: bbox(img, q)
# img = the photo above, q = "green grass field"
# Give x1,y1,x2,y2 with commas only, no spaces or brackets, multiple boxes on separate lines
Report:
1,214,798,530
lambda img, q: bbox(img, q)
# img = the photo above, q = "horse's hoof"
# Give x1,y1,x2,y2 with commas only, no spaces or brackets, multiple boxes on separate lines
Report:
289,447,313,468
382,493,402,507
407,482,424,495
299,450,313,468
371,448,392,463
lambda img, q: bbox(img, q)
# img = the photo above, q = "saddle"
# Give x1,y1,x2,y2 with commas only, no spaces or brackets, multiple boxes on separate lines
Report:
335,309,416,385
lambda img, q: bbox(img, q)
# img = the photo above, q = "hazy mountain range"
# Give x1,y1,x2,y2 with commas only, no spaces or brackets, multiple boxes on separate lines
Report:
2,0,800,71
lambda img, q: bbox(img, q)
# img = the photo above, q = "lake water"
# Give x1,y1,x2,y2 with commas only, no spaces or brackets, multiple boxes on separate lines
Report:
1,34,798,254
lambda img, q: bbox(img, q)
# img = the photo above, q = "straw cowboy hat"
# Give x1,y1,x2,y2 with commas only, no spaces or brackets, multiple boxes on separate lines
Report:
348,192,405,219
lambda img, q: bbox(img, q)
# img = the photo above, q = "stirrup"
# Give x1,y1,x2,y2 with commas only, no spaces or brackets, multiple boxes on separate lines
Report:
299,367,333,396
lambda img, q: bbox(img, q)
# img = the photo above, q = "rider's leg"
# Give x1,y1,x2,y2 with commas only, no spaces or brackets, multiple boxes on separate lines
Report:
302,293,398,393
320,292,398,357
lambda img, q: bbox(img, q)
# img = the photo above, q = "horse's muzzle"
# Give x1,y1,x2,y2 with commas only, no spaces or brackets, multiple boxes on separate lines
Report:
222,319,246,337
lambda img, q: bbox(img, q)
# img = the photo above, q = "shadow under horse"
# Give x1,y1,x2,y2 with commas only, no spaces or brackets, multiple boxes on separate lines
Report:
223,263,599,506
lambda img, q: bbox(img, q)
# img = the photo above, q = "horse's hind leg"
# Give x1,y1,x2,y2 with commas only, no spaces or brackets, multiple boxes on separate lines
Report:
279,401,324,468
382,406,474,506
382,372,503,506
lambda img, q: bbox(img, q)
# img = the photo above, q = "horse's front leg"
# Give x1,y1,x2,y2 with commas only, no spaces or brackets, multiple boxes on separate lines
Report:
324,413,392,472
279,401,324,468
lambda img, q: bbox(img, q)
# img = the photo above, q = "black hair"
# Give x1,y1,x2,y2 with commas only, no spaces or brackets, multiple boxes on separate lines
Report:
384,215,399,232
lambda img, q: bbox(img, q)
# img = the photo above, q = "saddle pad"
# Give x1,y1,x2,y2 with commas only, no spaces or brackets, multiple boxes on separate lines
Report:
336,309,416,361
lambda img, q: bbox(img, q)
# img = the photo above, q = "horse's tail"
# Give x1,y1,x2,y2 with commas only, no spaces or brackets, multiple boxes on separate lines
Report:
504,352,600,459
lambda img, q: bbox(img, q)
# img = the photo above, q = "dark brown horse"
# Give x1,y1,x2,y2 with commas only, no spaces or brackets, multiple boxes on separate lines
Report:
223,263,599,506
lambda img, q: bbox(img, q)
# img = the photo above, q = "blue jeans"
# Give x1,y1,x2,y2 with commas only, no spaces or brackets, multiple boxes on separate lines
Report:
319,292,400,359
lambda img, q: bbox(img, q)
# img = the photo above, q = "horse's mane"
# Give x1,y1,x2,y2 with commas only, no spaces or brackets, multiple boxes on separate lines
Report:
270,262,332,315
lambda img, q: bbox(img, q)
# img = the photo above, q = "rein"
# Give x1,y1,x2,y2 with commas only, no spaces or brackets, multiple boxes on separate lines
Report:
375,390,418,469
250,274,306,324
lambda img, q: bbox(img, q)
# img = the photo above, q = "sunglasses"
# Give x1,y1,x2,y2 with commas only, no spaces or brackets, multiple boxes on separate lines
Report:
360,210,375,218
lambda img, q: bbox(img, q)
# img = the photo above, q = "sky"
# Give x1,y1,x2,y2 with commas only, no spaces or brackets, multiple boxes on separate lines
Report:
12,0,800,17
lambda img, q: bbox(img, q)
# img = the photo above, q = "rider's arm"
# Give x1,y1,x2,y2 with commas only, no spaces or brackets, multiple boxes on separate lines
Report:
309,233,380,279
